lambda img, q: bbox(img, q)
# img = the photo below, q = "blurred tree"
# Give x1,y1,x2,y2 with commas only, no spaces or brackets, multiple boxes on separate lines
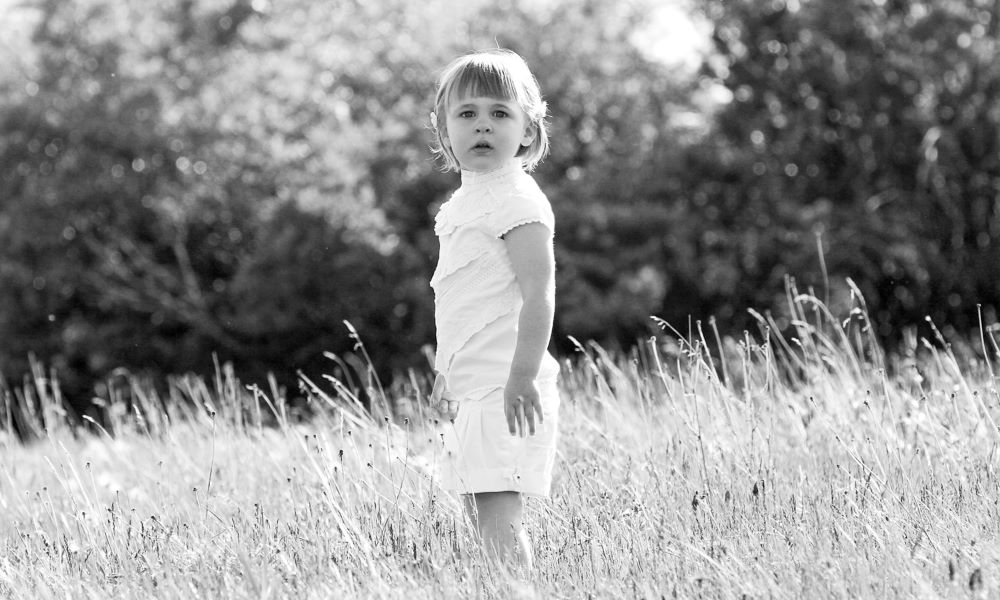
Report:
0,0,444,405
689,0,1000,338
2,0,998,410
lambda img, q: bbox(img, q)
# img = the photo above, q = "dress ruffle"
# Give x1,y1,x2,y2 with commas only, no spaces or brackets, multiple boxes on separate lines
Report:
431,160,553,376
434,296,513,376
434,190,499,236
433,244,517,373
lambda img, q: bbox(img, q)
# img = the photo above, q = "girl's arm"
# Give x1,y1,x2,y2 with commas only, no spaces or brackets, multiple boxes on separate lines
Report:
502,222,555,437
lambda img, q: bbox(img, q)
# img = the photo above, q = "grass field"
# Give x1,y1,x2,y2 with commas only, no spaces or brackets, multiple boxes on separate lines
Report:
2,285,999,599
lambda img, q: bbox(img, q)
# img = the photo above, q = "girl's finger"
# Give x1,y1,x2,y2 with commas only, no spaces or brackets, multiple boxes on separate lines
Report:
516,399,526,438
506,401,517,436
526,398,537,435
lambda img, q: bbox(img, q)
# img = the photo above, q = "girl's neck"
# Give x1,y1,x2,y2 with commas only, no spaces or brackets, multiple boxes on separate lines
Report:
460,159,523,188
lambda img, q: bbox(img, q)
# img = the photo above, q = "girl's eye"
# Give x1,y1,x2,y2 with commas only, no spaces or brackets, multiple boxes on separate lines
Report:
492,110,508,118
459,110,475,118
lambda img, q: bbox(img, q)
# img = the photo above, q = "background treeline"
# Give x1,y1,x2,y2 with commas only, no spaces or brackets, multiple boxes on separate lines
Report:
1,0,998,405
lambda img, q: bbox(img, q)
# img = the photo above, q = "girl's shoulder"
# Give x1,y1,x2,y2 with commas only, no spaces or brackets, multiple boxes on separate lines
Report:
491,173,555,237
434,171,552,237
505,171,548,202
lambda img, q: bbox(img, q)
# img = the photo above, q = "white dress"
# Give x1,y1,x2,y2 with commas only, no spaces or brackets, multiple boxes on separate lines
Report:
431,159,561,498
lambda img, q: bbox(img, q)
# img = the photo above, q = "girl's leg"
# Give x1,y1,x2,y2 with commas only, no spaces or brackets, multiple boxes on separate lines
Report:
463,491,533,569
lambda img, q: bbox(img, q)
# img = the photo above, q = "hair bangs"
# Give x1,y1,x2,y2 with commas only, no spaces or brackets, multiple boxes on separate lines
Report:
448,60,521,105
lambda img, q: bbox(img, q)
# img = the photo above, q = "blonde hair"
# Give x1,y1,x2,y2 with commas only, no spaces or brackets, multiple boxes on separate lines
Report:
430,49,549,172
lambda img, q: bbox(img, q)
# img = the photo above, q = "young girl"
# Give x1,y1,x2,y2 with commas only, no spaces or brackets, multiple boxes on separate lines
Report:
429,49,560,569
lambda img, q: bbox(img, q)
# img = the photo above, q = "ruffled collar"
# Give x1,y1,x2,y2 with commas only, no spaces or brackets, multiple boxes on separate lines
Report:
458,159,524,193
435,160,526,236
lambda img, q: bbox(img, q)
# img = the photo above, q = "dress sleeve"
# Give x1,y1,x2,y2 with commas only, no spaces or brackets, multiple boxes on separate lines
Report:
489,191,555,238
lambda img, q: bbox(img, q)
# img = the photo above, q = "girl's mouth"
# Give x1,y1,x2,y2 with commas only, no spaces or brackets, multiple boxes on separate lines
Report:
472,141,493,151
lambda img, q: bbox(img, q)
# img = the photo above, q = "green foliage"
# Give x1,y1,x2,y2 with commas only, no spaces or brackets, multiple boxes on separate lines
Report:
0,0,445,396
1,0,998,402
690,0,1000,336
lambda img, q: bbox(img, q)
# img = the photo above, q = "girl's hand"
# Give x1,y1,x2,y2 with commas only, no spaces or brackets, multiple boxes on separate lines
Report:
501,222,553,438
504,375,543,437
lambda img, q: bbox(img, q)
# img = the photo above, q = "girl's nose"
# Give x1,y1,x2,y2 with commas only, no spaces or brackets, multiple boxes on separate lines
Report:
475,120,492,133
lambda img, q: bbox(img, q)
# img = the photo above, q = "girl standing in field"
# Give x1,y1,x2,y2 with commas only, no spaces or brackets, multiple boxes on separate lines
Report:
429,49,560,570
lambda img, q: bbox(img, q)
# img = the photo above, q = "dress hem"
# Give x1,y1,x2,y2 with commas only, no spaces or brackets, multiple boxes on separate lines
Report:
440,467,554,499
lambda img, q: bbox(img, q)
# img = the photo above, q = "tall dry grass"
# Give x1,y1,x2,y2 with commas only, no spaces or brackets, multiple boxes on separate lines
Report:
1,282,999,599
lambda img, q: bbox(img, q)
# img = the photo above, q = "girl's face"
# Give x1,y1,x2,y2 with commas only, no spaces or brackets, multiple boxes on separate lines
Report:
443,94,536,173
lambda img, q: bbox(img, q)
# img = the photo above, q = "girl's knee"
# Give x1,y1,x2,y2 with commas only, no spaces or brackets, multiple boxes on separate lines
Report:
465,491,523,526
475,491,522,512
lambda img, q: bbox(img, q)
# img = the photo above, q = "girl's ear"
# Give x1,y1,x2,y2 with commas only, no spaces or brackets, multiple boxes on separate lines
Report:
521,122,537,147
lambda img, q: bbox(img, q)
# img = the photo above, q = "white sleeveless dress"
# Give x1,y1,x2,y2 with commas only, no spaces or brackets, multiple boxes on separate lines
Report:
432,159,561,498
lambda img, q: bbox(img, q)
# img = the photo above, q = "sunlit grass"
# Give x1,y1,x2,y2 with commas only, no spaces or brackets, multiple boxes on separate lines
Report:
2,282,1000,599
